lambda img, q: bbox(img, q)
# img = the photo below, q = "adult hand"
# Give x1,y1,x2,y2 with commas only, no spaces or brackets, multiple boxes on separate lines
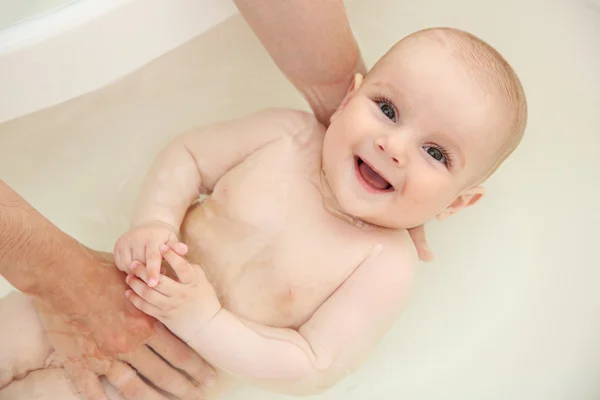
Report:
233,0,366,126
32,249,215,400
407,225,434,262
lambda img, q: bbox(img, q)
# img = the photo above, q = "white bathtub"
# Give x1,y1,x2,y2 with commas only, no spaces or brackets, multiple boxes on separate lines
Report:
1,0,599,399
0,0,239,123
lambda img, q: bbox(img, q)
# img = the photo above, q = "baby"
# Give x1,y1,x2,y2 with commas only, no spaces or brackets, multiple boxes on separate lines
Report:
113,27,528,397
0,27,527,400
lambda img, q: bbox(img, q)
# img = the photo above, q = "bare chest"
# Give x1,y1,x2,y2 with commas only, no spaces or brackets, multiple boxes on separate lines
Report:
180,139,371,328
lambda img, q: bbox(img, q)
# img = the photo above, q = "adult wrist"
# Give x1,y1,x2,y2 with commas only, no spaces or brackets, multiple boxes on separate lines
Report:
0,181,110,314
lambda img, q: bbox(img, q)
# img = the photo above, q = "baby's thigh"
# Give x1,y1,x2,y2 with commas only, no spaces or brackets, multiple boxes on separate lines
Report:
0,369,125,400
0,369,74,400
0,291,53,388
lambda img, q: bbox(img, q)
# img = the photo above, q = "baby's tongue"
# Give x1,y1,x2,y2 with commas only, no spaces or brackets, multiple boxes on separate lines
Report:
359,162,389,190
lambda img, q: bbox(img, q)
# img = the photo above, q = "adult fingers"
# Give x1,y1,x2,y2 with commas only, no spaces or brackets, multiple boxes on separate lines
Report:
105,361,167,400
121,346,203,400
407,225,434,262
146,323,216,388
63,360,107,400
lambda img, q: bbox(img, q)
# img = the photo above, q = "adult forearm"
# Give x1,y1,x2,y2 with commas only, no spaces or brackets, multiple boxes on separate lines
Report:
0,180,57,291
0,181,95,311
234,0,366,124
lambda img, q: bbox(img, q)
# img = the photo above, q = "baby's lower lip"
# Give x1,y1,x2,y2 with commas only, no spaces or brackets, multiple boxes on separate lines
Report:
354,156,394,193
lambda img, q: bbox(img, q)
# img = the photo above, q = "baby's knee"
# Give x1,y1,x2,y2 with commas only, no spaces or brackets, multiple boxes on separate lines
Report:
0,292,53,389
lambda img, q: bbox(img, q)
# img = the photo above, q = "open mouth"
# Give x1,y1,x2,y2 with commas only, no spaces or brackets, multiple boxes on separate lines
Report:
355,156,394,192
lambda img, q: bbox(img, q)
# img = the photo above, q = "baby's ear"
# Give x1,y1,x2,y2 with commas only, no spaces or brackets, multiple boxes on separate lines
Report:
330,73,364,123
436,186,485,221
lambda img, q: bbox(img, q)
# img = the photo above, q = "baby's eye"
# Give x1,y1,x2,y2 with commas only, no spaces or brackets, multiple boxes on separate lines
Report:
377,101,396,122
424,146,447,164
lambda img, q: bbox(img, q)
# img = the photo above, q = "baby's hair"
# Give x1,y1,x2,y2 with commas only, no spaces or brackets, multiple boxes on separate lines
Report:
375,27,528,182
433,28,528,180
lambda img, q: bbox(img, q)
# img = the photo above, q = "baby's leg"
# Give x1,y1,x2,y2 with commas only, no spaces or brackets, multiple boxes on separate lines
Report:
0,369,78,400
0,369,126,400
0,291,128,399
0,291,54,389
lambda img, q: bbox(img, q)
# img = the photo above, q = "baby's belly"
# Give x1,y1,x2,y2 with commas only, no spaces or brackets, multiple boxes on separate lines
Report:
180,202,324,329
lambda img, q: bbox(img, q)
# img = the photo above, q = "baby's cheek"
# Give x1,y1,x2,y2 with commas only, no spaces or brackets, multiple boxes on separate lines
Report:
409,176,453,210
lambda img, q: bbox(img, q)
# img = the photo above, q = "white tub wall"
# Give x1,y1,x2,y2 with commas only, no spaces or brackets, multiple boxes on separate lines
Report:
0,0,599,399
0,0,238,123
0,0,76,30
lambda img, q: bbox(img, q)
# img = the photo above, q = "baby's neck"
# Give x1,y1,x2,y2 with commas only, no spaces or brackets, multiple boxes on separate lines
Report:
317,168,377,231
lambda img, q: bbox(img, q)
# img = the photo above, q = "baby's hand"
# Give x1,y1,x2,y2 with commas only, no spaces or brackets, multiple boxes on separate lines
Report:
114,221,188,287
124,244,222,343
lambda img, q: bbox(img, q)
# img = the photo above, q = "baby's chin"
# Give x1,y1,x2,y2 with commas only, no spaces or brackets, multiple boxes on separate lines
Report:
348,205,432,230
330,183,429,229
359,216,416,230
338,204,408,230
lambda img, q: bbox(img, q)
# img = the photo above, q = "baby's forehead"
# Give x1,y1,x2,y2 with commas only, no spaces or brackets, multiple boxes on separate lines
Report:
365,28,527,180
366,46,497,118
368,56,512,174
372,31,510,96
371,34,516,126
366,41,475,97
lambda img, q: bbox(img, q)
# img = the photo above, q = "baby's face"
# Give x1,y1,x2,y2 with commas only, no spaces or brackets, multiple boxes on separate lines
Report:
322,39,509,229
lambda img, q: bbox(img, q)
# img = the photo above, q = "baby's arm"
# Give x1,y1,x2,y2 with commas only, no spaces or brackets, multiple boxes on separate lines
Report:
125,241,415,396
115,109,318,285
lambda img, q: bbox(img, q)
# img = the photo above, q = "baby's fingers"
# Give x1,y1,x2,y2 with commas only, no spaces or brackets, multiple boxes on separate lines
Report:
130,261,180,296
114,243,133,274
160,245,194,284
146,244,163,287
125,287,163,319
126,275,169,310
167,239,188,256
130,260,149,283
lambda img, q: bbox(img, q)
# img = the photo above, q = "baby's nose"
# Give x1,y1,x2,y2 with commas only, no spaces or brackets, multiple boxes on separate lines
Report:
375,136,407,167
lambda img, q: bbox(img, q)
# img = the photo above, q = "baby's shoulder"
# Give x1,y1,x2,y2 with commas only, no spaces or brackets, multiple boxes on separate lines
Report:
362,228,418,267
249,108,325,142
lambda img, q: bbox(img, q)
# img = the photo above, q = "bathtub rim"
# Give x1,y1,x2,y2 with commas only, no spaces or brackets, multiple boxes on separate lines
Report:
0,0,239,124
